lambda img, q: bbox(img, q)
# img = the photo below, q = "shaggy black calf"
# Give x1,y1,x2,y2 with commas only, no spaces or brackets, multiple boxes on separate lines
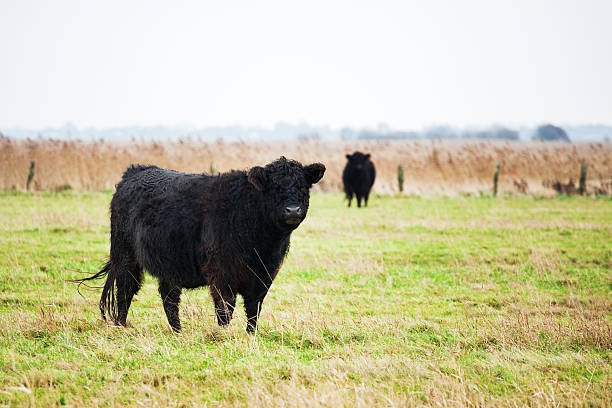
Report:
75,157,325,333
342,151,375,207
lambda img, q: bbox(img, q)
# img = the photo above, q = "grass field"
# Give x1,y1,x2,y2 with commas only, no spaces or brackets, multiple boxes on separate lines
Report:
0,191,610,407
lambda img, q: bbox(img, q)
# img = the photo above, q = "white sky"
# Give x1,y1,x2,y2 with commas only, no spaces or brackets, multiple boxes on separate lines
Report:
1,0,611,130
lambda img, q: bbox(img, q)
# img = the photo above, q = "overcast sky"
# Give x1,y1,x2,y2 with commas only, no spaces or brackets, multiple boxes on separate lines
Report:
1,0,611,130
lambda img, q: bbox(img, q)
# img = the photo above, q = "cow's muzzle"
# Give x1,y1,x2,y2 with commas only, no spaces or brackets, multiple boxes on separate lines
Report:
283,205,303,225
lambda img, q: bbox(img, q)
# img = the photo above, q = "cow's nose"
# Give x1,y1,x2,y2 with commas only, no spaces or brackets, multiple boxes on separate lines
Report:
284,205,302,218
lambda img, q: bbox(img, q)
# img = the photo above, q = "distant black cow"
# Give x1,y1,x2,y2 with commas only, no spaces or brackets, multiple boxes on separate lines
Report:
74,157,325,333
342,151,375,207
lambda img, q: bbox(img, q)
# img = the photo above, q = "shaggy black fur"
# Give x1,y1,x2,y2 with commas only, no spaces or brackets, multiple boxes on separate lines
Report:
342,151,375,207
74,157,325,333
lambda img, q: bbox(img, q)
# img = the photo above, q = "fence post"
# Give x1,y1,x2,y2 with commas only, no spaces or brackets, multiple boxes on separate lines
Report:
578,163,587,195
397,165,404,193
493,162,500,196
26,161,35,191
210,162,216,175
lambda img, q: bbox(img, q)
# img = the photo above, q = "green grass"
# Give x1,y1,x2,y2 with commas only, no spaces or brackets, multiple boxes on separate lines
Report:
0,191,610,407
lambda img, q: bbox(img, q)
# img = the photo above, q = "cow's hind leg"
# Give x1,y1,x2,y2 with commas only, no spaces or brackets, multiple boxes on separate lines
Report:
158,280,182,332
115,259,144,327
346,191,353,207
101,238,143,326
356,194,362,208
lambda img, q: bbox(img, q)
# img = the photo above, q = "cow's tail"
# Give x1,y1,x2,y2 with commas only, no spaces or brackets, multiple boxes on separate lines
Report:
68,261,118,322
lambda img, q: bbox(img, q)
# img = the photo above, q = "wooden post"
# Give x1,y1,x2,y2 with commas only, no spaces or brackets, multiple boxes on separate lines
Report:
397,165,404,193
26,161,35,191
578,163,587,195
493,162,500,196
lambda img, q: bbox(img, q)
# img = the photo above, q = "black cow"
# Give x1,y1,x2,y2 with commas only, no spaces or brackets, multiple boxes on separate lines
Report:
342,151,375,207
74,157,325,333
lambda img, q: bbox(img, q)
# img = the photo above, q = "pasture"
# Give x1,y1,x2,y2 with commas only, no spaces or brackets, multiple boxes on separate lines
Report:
0,191,610,407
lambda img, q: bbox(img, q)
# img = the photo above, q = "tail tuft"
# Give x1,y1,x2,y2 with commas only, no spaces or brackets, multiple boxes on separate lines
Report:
69,261,118,322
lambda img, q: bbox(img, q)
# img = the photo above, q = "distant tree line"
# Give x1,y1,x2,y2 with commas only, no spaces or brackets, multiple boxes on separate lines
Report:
343,126,521,141
341,123,571,142
3,122,580,142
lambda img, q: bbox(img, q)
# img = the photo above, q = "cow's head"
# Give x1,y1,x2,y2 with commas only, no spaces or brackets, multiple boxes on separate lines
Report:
248,157,325,231
345,151,371,170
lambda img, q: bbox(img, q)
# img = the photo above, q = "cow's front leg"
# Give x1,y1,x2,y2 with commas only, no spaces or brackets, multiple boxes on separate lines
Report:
243,290,268,333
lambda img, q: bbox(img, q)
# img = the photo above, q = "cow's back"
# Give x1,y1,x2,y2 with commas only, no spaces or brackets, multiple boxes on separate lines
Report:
117,165,198,198
112,165,216,222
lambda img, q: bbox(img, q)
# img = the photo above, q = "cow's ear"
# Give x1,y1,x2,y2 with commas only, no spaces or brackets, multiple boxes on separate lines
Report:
248,166,267,191
365,153,371,159
305,163,326,185
345,154,351,160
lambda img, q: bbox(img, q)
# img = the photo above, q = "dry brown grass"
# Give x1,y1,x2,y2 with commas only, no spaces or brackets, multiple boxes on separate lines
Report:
1,137,611,195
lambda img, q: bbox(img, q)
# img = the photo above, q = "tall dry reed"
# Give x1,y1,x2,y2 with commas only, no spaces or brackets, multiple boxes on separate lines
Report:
1,136,611,196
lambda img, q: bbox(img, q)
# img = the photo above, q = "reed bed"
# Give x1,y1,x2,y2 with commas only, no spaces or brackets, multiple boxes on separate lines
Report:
1,136,610,195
